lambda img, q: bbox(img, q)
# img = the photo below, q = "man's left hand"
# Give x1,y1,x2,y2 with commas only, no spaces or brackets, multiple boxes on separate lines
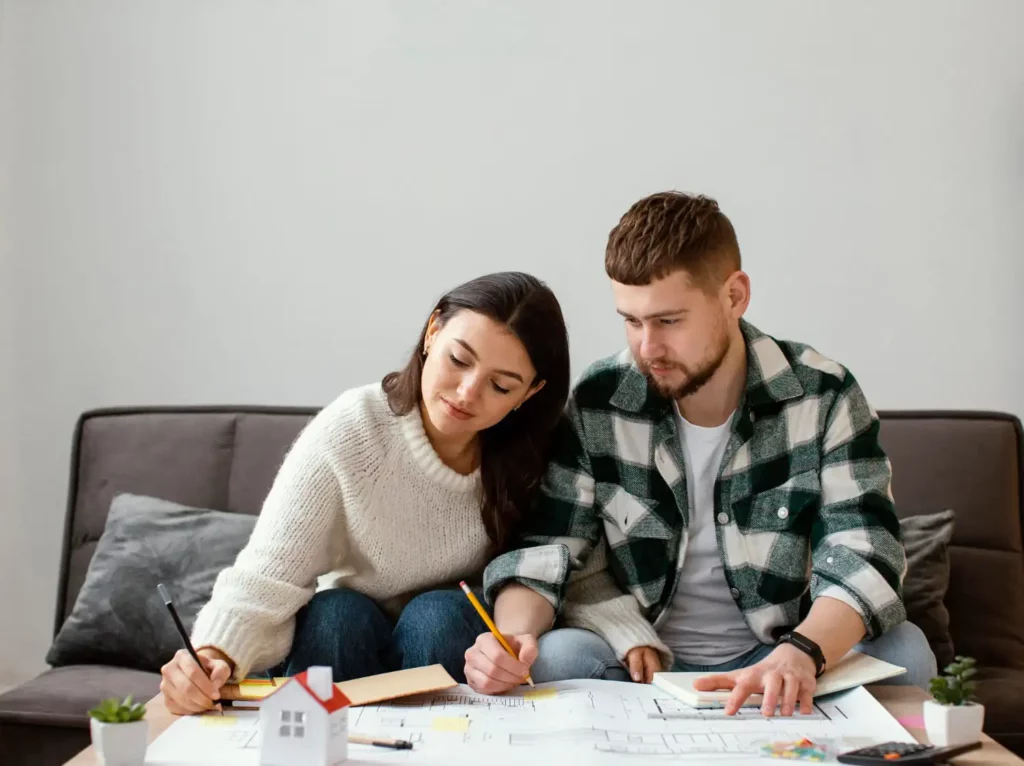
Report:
692,644,818,716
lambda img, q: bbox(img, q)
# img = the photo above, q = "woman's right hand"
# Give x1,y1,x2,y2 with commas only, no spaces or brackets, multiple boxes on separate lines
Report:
160,647,234,715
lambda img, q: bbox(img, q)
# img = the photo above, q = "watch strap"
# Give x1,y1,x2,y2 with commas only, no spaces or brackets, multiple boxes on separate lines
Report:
778,630,826,677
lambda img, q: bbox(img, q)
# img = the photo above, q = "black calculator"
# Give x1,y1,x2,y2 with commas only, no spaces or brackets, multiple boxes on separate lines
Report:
837,740,982,764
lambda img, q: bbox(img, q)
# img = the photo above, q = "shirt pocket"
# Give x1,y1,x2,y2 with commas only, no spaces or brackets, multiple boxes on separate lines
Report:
594,481,673,543
740,469,821,533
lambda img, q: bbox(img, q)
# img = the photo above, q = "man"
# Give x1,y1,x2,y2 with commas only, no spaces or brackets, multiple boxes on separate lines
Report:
464,191,935,717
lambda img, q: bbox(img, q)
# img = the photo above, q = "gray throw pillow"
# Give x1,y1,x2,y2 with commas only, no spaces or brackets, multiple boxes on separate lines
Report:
46,493,256,672
899,509,956,669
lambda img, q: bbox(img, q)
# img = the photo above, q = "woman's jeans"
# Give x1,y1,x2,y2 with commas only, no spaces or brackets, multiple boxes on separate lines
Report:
272,587,487,683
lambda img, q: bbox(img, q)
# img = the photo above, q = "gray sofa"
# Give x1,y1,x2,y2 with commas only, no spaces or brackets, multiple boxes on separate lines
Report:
1,407,1022,764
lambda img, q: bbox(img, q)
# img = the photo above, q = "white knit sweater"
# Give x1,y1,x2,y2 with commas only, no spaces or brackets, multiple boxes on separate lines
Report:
190,383,491,680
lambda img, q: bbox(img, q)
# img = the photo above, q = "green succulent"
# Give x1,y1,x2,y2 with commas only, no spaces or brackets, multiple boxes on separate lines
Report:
88,695,147,723
928,655,978,706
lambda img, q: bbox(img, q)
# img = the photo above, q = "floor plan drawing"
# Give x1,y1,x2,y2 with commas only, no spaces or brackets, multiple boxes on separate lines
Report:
144,679,915,765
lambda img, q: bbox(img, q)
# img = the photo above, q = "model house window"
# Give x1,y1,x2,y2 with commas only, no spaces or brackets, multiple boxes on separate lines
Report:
279,710,306,738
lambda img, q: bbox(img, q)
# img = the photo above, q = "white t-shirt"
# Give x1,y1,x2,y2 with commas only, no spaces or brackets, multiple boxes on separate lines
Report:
656,405,760,665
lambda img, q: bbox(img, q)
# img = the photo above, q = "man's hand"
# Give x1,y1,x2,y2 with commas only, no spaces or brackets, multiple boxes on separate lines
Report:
464,632,539,695
693,644,817,716
624,646,661,683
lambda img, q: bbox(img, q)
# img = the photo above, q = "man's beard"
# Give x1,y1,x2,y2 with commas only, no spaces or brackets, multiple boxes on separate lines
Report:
642,335,731,401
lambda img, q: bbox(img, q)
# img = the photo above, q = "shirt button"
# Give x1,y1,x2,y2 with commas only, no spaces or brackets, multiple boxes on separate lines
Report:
730,588,740,599
717,512,729,525
826,556,834,565
777,507,789,520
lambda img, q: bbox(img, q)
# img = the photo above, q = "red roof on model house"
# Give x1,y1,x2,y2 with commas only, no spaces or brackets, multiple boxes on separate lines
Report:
264,670,352,714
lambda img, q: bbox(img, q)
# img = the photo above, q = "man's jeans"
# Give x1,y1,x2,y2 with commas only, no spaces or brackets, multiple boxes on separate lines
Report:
531,620,937,688
270,587,487,683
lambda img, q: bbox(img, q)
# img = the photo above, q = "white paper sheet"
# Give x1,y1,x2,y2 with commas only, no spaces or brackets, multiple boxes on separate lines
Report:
144,680,916,765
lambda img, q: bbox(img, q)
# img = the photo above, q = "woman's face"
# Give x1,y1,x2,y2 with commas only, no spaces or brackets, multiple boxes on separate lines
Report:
420,309,543,439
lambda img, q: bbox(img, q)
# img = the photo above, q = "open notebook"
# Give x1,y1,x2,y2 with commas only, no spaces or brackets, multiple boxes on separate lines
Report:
652,650,906,708
218,664,457,706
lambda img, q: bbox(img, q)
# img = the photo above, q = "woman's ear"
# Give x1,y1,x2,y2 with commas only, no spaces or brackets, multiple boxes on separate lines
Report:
423,309,443,354
521,379,546,405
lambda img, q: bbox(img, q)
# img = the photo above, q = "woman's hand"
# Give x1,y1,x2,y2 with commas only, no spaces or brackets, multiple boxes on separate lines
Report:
624,645,661,683
160,647,234,715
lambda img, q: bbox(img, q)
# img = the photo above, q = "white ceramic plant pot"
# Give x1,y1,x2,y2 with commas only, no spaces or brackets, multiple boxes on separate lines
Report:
922,700,985,747
90,719,149,766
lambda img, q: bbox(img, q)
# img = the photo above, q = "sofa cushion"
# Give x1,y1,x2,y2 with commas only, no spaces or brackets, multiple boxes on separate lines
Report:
878,415,1024,673
59,409,314,629
46,493,255,672
0,720,91,766
899,510,956,669
0,665,160,728
974,666,1024,754
946,547,1024,671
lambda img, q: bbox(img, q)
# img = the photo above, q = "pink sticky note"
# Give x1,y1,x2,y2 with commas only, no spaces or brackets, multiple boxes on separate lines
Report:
898,714,925,728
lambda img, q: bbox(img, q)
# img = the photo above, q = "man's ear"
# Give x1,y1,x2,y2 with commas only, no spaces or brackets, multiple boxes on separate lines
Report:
723,270,751,318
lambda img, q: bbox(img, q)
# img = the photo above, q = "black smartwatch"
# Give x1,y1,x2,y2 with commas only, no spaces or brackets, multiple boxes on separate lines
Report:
776,631,826,677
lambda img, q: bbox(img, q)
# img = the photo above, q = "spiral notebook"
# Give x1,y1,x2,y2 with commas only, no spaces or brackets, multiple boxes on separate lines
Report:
651,650,906,708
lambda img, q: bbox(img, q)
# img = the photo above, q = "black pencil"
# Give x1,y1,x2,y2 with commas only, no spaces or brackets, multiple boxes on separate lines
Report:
158,583,209,677
158,582,223,714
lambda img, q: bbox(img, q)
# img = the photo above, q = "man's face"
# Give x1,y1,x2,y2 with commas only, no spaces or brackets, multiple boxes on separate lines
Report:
611,269,732,400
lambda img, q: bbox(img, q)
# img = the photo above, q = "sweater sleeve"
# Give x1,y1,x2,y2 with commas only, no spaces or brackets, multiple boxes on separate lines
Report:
190,412,344,680
560,540,674,669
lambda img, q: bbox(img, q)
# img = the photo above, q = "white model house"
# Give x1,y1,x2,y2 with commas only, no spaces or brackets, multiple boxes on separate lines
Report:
259,666,351,766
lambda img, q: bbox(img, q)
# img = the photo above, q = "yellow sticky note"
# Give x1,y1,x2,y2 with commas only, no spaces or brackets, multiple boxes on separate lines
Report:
200,715,238,727
237,680,277,699
431,716,470,732
524,688,558,701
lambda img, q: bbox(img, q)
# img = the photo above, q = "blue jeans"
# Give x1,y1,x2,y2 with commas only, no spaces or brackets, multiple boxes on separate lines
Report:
531,620,937,688
272,587,487,683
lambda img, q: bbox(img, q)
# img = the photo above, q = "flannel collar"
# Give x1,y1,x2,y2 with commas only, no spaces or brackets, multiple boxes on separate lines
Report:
608,319,805,417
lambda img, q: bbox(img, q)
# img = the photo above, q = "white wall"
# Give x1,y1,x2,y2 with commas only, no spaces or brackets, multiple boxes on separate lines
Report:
0,0,24,690
1,0,1021,686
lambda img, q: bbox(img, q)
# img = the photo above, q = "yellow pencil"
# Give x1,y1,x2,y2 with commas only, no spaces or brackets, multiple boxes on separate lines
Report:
459,581,535,687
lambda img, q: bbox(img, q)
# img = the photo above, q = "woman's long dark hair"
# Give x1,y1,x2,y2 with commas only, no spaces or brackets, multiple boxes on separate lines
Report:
381,272,570,555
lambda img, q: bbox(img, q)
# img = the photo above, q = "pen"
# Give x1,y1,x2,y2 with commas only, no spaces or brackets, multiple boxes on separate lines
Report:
459,580,534,687
219,701,260,711
207,710,412,749
348,734,414,750
158,582,223,713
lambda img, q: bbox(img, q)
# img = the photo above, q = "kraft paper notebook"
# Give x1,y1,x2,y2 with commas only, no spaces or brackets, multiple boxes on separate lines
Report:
652,650,906,708
219,663,458,706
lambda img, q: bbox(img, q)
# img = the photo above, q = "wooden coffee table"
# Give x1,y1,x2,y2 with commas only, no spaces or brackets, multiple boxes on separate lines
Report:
65,685,1021,765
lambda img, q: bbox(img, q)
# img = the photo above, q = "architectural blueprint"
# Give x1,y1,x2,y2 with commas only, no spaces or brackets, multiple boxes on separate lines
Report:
144,679,916,765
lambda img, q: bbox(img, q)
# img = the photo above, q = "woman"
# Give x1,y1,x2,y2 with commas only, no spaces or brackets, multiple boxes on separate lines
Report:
159,272,570,715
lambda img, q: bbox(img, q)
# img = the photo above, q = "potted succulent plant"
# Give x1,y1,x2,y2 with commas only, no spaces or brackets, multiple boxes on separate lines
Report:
923,655,984,747
88,695,149,766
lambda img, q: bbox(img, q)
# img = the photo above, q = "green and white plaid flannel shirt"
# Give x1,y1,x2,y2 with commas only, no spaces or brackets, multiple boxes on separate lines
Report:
484,320,907,662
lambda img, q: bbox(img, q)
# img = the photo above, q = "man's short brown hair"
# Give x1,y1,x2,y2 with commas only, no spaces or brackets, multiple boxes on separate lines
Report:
605,191,741,290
